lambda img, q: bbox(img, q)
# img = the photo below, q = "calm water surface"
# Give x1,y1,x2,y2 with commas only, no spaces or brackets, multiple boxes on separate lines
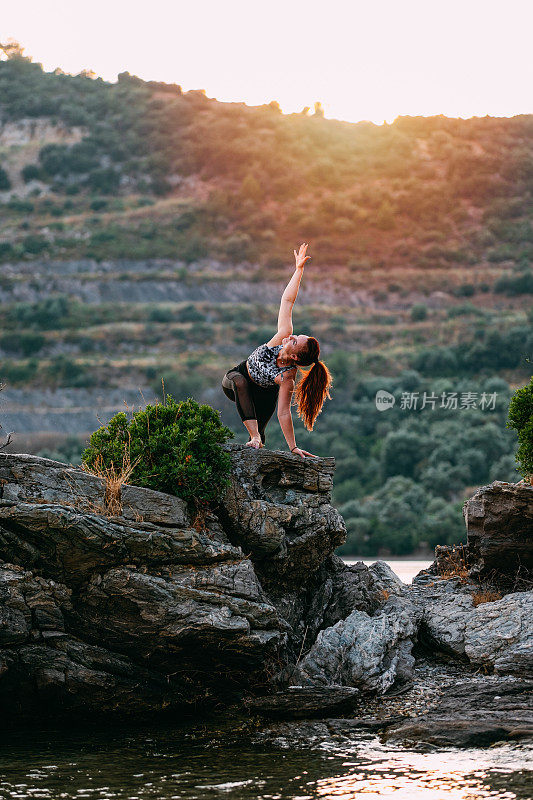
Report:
343,558,434,584
0,722,531,800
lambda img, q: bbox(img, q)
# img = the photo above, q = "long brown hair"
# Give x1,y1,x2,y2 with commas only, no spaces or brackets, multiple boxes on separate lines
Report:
292,337,333,431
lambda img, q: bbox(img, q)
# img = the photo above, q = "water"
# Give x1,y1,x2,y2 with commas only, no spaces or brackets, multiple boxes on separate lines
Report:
0,723,531,800
343,558,434,584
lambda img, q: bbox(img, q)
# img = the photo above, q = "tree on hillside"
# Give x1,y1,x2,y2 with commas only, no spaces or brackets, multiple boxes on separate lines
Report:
0,39,26,60
0,167,11,190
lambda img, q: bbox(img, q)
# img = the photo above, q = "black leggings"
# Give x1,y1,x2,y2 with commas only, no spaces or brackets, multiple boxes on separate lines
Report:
222,361,278,445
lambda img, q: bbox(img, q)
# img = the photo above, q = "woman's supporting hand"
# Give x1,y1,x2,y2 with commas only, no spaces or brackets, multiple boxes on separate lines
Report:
291,447,317,458
294,242,311,270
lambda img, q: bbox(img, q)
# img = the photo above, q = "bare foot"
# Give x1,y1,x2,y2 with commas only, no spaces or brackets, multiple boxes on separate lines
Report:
245,436,262,449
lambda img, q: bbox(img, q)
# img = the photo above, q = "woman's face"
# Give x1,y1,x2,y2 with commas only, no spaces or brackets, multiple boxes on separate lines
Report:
282,334,308,360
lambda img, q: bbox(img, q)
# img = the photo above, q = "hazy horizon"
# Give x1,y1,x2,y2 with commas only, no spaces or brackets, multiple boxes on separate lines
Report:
2,0,532,126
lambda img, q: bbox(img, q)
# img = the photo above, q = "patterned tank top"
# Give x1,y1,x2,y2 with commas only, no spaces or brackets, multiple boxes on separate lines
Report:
246,343,295,388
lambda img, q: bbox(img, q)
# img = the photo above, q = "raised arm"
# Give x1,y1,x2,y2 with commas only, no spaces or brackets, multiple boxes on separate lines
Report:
267,243,311,347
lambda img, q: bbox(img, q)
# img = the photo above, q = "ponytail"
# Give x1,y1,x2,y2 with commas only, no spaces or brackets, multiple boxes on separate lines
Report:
292,337,333,431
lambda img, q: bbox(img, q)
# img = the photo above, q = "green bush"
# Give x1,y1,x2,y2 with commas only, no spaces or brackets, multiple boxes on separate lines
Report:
225,233,253,262
0,242,14,260
151,371,207,400
21,164,42,183
148,306,175,322
0,167,11,190
410,304,427,322
90,198,108,211
7,198,34,213
447,303,484,318
82,396,234,507
507,376,533,481
494,271,533,295
453,283,475,297
0,332,45,356
6,295,71,330
0,359,38,384
46,356,90,387
22,234,49,255
181,234,208,263
179,304,204,322
87,168,120,194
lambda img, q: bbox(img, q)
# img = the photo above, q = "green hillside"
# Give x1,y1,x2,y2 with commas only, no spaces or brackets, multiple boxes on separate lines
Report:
0,45,532,556
1,47,533,278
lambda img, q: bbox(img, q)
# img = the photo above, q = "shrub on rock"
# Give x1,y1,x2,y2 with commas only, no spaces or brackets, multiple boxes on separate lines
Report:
82,396,234,506
507,376,533,482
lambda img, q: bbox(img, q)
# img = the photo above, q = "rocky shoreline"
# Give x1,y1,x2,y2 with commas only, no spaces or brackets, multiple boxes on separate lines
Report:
0,446,531,747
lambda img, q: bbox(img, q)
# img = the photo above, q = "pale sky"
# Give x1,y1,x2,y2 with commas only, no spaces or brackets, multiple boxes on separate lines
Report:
2,0,532,124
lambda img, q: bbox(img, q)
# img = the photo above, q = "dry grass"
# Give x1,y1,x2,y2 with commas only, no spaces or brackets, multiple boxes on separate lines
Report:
192,502,210,532
81,446,141,517
472,589,503,607
437,544,470,582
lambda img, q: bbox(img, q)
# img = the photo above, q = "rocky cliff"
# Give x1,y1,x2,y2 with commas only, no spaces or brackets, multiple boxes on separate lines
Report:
0,448,531,744
0,446,390,721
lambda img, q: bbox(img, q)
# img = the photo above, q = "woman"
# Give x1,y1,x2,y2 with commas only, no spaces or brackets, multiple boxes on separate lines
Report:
221,243,332,458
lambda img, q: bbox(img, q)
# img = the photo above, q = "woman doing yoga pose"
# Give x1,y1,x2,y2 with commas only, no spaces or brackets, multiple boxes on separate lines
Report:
221,243,332,458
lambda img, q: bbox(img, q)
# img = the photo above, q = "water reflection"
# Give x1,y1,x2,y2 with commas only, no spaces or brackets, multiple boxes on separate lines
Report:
316,738,532,799
0,724,530,800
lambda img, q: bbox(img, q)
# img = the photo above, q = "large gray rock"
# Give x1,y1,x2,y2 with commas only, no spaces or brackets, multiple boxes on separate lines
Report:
3,447,530,727
295,595,422,694
410,576,478,658
464,592,533,675
0,564,191,719
218,444,346,584
463,481,533,590
70,562,285,671
0,452,189,526
410,577,533,676
263,556,401,665
429,482,533,591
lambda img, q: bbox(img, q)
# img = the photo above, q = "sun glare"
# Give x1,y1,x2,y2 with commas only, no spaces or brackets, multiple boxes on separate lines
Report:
1,0,532,125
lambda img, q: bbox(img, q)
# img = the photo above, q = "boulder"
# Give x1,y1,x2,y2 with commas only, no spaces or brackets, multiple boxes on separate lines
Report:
295,594,422,694
218,444,346,584
262,556,401,664
410,576,533,676
0,502,242,586
387,678,533,747
0,452,189,526
464,592,533,675
463,481,533,590
244,685,360,719
0,564,190,719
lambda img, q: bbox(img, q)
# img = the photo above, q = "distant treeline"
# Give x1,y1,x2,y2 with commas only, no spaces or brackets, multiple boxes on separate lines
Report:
0,50,532,279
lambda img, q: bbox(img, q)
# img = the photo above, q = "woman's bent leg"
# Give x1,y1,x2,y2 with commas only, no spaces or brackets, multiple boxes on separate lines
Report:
221,376,236,403
222,370,262,446
252,387,278,446
223,371,256,421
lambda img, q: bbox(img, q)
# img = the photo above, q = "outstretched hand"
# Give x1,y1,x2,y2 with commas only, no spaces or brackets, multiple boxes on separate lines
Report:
294,243,311,270
291,447,317,458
